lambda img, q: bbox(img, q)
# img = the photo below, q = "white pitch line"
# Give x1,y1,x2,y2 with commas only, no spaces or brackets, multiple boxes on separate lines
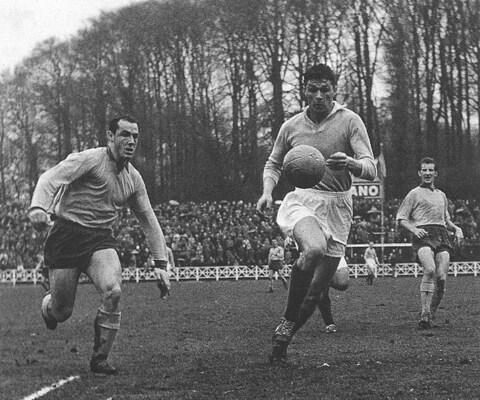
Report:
21,375,80,400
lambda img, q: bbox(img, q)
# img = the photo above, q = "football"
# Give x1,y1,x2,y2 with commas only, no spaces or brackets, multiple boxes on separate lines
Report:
283,145,326,188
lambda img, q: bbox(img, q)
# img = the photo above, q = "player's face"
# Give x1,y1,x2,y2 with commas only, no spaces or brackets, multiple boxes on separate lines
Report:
110,120,139,161
305,79,336,115
418,163,437,185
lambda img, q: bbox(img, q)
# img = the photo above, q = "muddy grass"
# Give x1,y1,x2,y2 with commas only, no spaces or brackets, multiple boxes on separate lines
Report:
1,276,479,399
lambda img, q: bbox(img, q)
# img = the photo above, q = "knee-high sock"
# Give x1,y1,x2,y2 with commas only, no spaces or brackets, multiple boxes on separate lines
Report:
317,288,334,326
430,278,446,314
93,307,121,360
295,257,339,332
420,277,435,314
283,258,314,322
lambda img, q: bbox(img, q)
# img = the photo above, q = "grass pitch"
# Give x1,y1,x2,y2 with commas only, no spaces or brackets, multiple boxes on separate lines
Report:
1,276,480,399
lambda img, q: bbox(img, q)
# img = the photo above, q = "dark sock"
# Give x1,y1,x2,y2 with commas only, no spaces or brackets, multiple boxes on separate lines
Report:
431,278,445,313
283,259,314,322
318,289,334,326
295,257,339,332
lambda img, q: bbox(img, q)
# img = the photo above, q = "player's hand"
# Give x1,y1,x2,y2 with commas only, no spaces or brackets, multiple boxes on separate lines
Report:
412,227,428,239
28,208,49,231
156,269,171,299
256,193,273,213
326,152,350,170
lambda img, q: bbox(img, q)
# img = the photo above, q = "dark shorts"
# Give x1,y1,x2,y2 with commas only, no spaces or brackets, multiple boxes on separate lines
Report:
269,260,284,271
412,225,452,255
44,218,118,271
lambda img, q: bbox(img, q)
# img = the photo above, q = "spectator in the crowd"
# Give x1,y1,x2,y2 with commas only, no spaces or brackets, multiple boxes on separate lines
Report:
2,198,480,269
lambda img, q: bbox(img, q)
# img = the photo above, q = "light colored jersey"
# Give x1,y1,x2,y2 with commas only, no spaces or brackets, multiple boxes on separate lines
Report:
364,247,377,260
268,246,284,261
396,186,449,227
30,147,167,260
263,102,376,192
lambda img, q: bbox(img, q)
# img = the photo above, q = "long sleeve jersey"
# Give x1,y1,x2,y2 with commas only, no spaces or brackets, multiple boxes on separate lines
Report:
29,147,167,261
263,102,376,192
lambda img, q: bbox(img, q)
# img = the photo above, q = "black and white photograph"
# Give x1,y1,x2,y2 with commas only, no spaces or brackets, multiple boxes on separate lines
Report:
1,0,480,399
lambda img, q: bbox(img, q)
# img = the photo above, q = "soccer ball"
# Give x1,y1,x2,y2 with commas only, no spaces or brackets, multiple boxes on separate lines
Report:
283,145,326,188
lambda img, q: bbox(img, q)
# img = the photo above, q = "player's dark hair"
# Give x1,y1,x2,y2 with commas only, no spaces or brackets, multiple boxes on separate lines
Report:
418,157,438,171
303,64,336,85
108,115,137,134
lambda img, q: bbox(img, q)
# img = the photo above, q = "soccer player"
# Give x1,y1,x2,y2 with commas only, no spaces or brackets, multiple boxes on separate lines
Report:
256,64,376,363
267,239,288,292
396,157,463,329
363,241,379,285
28,116,171,374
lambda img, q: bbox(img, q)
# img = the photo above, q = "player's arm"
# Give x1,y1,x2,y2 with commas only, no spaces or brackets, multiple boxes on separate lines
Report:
132,202,168,264
326,115,376,180
445,210,464,242
398,219,428,239
396,191,428,239
133,205,171,298
257,125,289,212
130,178,170,297
29,152,95,229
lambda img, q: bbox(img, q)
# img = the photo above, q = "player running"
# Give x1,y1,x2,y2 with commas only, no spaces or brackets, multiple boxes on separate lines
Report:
256,63,376,363
28,116,171,374
396,157,463,329
363,241,379,285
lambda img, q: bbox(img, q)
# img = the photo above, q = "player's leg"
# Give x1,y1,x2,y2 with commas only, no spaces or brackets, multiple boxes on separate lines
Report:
282,217,329,321
268,268,274,292
278,264,289,289
430,250,450,319
85,249,122,374
417,246,436,328
40,274,50,291
366,260,375,285
317,287,336,332
295,255,339,332
41,268,81,330
319,260,348,333
330,259,349,291
270,217,328,363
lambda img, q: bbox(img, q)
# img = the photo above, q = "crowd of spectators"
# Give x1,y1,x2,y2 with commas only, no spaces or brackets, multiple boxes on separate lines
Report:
2,198,480,270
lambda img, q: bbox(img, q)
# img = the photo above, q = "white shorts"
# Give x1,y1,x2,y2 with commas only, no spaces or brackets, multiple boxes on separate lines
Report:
337,257,349,270
154,266,174,278
276,188,353,257
365,258,377,276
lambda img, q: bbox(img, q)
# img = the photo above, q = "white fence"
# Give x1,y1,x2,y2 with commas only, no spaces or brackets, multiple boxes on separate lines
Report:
2,262,480,285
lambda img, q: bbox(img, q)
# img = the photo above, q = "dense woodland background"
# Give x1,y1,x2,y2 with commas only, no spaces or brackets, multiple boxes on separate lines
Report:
0,0,479,203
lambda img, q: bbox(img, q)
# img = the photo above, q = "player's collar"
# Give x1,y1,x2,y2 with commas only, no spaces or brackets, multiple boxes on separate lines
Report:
419,183,435,191
304,101,344,124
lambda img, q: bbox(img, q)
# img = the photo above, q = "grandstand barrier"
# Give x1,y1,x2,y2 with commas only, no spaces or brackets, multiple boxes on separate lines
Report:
2,261,480,285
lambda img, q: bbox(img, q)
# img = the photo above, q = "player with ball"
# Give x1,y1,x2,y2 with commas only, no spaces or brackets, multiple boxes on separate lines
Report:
256,64,376,364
